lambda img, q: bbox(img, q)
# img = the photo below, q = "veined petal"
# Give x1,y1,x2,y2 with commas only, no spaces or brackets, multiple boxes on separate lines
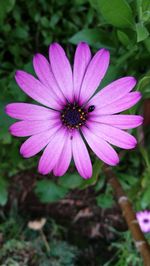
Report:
87,122,137,149
9,119,60,137
20,125,61,158
5,103,58,121
49,43,73,102
33,53,66,104
73,42,91,101
15,70,62,110
38,127,67,175
87,77,136,108
92,92,141,115
82,126,119,166
89,114,143,129
79,48,110,105
72,130,92,179
53,132,72,176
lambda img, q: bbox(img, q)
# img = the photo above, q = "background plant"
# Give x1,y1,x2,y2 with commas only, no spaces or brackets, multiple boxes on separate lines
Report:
1,0,150,265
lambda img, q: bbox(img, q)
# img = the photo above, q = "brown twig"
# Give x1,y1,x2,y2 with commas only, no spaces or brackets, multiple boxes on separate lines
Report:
103,164,150,266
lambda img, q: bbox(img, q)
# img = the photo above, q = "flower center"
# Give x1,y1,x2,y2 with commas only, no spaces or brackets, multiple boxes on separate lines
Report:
143,219,149,223
61,104,87,129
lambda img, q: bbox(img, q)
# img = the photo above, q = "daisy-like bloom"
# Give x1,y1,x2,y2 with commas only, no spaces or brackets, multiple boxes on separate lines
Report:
136,211,150,233
5,43,143,179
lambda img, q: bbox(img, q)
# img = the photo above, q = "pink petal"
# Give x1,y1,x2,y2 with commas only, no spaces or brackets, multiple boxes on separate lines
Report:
9,119,59,137
89,114,143,129
87,77,136,108
87,122,137,149
73,42,91,101
5,103,58,121
79,49,110,105
72,130,92,179
49,43,73,102
92,92,141,115
20,125,61,158
15,70,62,110
53,132,72,176
33,53,66,104
82,126,119,166
38,127,67,175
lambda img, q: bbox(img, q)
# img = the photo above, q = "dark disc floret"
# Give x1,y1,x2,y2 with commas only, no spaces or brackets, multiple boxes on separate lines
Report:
143,219,149,223
61,103,87,129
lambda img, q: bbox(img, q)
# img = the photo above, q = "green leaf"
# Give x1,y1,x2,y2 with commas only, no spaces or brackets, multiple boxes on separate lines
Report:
99,65,120,89
136,22,149,42
0,177,8,206
34,180,68,203
59,173,84,189
69,28,115,49
0,102,12,143
119,174,137,190
13,27,29,39
80,159,102,189
117,30,130,46
94,174,105,192
142,11,150,23
96,193,114,209
0,0,15,24
141,187,150,209
88,0,98,9
137,74,150,98
97,0,134,28
142,0,150,12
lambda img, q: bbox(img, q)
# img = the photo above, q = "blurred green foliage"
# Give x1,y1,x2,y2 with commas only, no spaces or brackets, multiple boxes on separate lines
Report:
1,208,150,265
0,1,150,258
0,212,78,266
104,231,145,266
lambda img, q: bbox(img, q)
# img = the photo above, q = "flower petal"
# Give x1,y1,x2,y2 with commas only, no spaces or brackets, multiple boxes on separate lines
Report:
20,125,60,158
53,132,72,176
73,42,91,101
38,127,67,175
49,43,73,102
89,114,143,129
72,130,92,179
91,92,141,115
87,77,136,108
15,70,62,110
33,53,66,104
10,119,59,137
82,126,119,166
79,48,110,105
5,103,58,121
136,211,150,233
87,122,137,149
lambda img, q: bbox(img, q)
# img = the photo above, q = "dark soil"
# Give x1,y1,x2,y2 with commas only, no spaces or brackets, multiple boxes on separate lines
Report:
3,170,127,265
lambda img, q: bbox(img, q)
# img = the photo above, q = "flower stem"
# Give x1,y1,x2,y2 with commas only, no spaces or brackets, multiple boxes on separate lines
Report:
40,229,50,253
103,164,150,266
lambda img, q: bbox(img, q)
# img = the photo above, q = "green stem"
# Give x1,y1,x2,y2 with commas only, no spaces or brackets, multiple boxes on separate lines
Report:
40,229,50,253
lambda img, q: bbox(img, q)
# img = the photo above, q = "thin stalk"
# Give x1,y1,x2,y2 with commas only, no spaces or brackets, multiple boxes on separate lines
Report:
40,229,50,253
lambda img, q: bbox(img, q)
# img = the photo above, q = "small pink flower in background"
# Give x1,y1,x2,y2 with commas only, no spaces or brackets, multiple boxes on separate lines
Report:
5,43,143,179
136,211,150,233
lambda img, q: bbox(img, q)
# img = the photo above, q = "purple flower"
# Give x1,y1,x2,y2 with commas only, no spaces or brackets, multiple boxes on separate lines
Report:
136,211,150,233
5,43,143,179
